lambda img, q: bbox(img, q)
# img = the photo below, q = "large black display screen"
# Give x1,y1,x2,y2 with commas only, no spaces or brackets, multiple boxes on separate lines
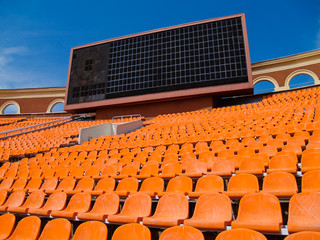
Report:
67,16,249,104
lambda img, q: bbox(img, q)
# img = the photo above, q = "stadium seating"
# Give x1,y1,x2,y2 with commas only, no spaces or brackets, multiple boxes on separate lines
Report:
1,86,320,239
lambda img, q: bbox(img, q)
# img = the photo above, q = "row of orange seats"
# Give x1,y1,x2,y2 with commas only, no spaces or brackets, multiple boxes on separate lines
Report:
0,171,319,199
0,189,318,234
1,149,318,181
2,216,317,240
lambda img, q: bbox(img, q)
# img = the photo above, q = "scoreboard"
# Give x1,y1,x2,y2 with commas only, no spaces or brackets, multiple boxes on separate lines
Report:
65,13,252,111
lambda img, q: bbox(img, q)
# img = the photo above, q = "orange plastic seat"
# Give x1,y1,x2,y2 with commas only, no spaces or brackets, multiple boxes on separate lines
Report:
98,165,118,178
136,177,164,197
111,223,151,240
184,193,232,229
28,191,67,216
284,231,320,240
267,155,297,173
114,177,139,197
6,216,41,240
54,167,69,179
8,177,28,192
107,193,152,223
159,162,182,178
301,170,320,192
51,192,91,219
262,172,298,197
0,190,7,206
89,177,115,196
216,228,267,240
188,175,224,198
73,221,107,240
79,165,101,179
236,156,265,175
231,192,283,232
301,152,320,173
0,177,14,190
38,218,71,240
224,173,259,198
77,193,119,221
159,226,204,240
65,177,94,194
210,159,235,176
0,190,25,212
25,177,42,193
287,192,320,232
182,161,207,177
0,214,15,240
158,176,192,197
34,177,58,193
143,193,189,227
7,190,45,214
134,163,159,179
46,177,75,194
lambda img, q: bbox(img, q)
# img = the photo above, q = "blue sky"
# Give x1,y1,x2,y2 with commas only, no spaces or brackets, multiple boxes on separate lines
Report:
0,0,319,90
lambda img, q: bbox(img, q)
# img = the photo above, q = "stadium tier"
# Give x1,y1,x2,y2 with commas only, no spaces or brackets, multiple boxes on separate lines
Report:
0,85,318,239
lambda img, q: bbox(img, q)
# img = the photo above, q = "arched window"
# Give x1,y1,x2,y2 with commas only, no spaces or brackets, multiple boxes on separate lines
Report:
50,102,65,113
254,80,275,94
289,74,314,89
3,104,18,114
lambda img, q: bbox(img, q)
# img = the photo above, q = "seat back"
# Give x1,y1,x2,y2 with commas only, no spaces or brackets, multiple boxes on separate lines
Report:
262,172,298,195
21,190,45,209
159,226,204,240
153,193,188,219
187,193,232,223
268,156,297,173
139,177,164,193
73,221,107,240
284,231,320,240
90,193,119,215
84,166,101,177
301,152,320,172
0,190,7,205
101,165,118,177
194,175,224,193
0,177,14,190
0,214,15,239
235,192,282,224
56,177,76,191
94,178,116,192
165,176,193,194
41,191,67,211
74,178,94,191
161,163,182,176
3,190,25,208
111,223,151,240
302,170,320,192
211,159,235,176
139,164,159,177
25,177,42,192
216,228,267,240
39,177,58,191
54,168,69,178
184,161,207,174
10,177,28,191
118,193,152,217
64,192,91,212
227,173,259,192
7,216,41,240
288,192,320,232
115,177,139,192
38,218,71,240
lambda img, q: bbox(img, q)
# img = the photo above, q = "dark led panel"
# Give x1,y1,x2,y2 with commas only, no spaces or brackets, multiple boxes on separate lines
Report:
65,14,252,109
